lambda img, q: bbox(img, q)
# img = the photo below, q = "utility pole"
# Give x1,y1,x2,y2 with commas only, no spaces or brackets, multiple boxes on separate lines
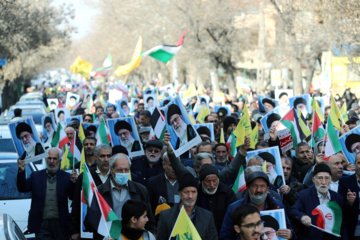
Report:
256,0,266,91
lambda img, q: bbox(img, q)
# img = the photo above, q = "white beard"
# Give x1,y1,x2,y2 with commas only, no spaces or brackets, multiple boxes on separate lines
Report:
202,182,218,195
121,135,135,150
268,169,278,184
47,128,54,137
174,120,187,140
23,137,37,153
146,153,161,163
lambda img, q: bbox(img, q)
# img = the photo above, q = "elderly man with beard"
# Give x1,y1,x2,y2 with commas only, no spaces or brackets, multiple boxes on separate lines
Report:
289,164,347,239
214,143,230,167
157,172,218,240
131,140,164,186
197,164,237,234
65,126,75,146
16,122,45,160
220,171,294,240
167,104,196,149
114,120,141,153
17,147,77,239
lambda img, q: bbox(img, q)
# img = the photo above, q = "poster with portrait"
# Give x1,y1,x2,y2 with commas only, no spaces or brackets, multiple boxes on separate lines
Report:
107,117,144,158
164,96,202,157
144,93,159,112
160,97,172,107
260,209,287,240
194,123,215,142
289,94,311,119
274,89,293,103
116,99,130,117
47,98,59,111
199,95,210,107
65,92,80,108
130,98,140,114
55,108,70,127
259,95,278,113
247,146,285,188
214,105,231,117
339,125,360,164
41,114,57,146
65,115,83,125
260,107,284,133
83,123,99,137
8,117,47,163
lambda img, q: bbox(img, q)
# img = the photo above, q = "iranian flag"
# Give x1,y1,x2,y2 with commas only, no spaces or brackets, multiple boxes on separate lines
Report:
311,110,325,148
96,119,111,146
311,201,342,237
141,30,187,63
82,164,96,206
232,165,246,193
226,132,237,160
281,108,302,147
58,100,64,108
94,54,112,78
150,107,166,141
324,115,342,161
88,189,122,239
51,123,70,149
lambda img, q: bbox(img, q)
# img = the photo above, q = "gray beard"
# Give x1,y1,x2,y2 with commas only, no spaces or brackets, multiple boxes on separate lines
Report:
121,135,134,149
23,137,37,153
268,169,278,184
47,129,54,137
175,120,187,139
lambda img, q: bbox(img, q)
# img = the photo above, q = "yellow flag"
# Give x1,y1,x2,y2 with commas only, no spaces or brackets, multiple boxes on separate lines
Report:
79,122,86,144
311,98,324,122
182,84,197,100
115,36,142,76
330,96,341,130
197,84,204,95
213,90,225,104
196,106,210,123
263,161,267,173
188,113,196,125
70,56,93,79
60,145,70,170
297,108,311,138
220,128,225,144
234,104,252,147
79,148,86,174
250,124,258,149
341,102,349,123
170,206,201,240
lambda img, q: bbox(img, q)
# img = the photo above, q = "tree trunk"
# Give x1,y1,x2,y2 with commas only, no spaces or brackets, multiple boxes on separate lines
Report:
225,68,237,96
291,57,303,95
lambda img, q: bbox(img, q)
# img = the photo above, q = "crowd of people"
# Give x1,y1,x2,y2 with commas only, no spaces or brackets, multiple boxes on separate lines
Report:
13,82,360,240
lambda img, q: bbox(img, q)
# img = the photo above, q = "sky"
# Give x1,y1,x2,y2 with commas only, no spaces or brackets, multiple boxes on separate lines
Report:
52,0,99,39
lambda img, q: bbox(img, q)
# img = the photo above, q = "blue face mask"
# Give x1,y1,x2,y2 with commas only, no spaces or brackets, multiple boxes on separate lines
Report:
114,173,129,185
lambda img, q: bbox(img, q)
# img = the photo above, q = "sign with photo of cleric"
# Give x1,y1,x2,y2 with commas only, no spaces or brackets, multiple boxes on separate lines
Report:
104,102,117,115
214,105,231,117
259,95,278,113
47,98,59,111
116,99,130,117
41,114,57,146
339,125,360,164
289,94,311,119
164,96,202,157
83,123,99,137
65,92,80,108
65,115,83,125
107,117,144,158
260,209,287,240
260,107,285,133
8,117,47,163
274,89,293,103
144,93,159,112
247,146,285,188
130,98,140,114
108,89,123,105
55,108,70,127
160,97,172,107
194,123,215,142
199,95,210,107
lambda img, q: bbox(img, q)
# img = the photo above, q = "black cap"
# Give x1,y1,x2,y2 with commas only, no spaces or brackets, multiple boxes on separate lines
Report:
313,163,331,176
345,133,360,153
199,164,219,182
167,104,182,125
178,173,198,191
68,118,80,126
259,152,276,165
279,92,288,99
197,126,211,138
294,97,307,108
246,171,269,186
266,113,281,129
114,121,132,134
262,98,275,108
144,140,163,150
223,116,237,132
16,122,33,139
112,145,129,156
261,215,279,231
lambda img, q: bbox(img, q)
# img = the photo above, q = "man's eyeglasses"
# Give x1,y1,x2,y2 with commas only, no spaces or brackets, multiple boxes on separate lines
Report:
241,220,263,231
147,148,160,153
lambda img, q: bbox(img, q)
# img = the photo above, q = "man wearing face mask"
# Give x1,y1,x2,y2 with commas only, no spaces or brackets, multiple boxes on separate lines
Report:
85,153,155,239
220,171,294,240
197,164,237,234
130,140,164,186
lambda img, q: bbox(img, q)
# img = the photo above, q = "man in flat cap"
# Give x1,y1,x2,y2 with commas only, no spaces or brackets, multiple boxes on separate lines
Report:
259,152,283,188
43,116,56,145
16,122,45,160
167,104,196,149
114,120,141,153
261,215,280,240
294,97,308,118
266,113,285,131
67,118,80,132
262,98,275,113
345,133,360,155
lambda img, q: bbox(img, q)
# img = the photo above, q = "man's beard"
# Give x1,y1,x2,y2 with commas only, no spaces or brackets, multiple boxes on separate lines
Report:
47,128,54,137
315,182,329,194
146,152,161,163
121,135,135,149
267,169,278,184
182,198,196,207
202,182,218,195
47,162,59,174
23,137,37,153
174,120,187,139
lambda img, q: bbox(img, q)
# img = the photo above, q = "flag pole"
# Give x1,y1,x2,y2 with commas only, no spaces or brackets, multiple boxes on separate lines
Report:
310,224,341,237
310,110,315,149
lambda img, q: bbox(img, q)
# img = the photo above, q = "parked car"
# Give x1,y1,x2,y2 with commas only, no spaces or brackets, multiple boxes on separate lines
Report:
0,213,26,239
19,92,43,102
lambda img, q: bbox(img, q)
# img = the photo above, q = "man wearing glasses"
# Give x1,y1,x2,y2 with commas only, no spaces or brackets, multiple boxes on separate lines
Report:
130,140,164,186
232,203,263,240
114,120,141,153
16,122,45,160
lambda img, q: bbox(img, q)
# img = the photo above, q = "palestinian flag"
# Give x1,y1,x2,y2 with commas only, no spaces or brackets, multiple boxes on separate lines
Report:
226,132,237,160
281,108,305,147
324,115,342,161
141,30,187,63
150,107,166,141
312,110,325,148
96,119,111,146
69,132,83,168
51,123,70,149
232,165,246,193
82,164,96,206
312,201,342,237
